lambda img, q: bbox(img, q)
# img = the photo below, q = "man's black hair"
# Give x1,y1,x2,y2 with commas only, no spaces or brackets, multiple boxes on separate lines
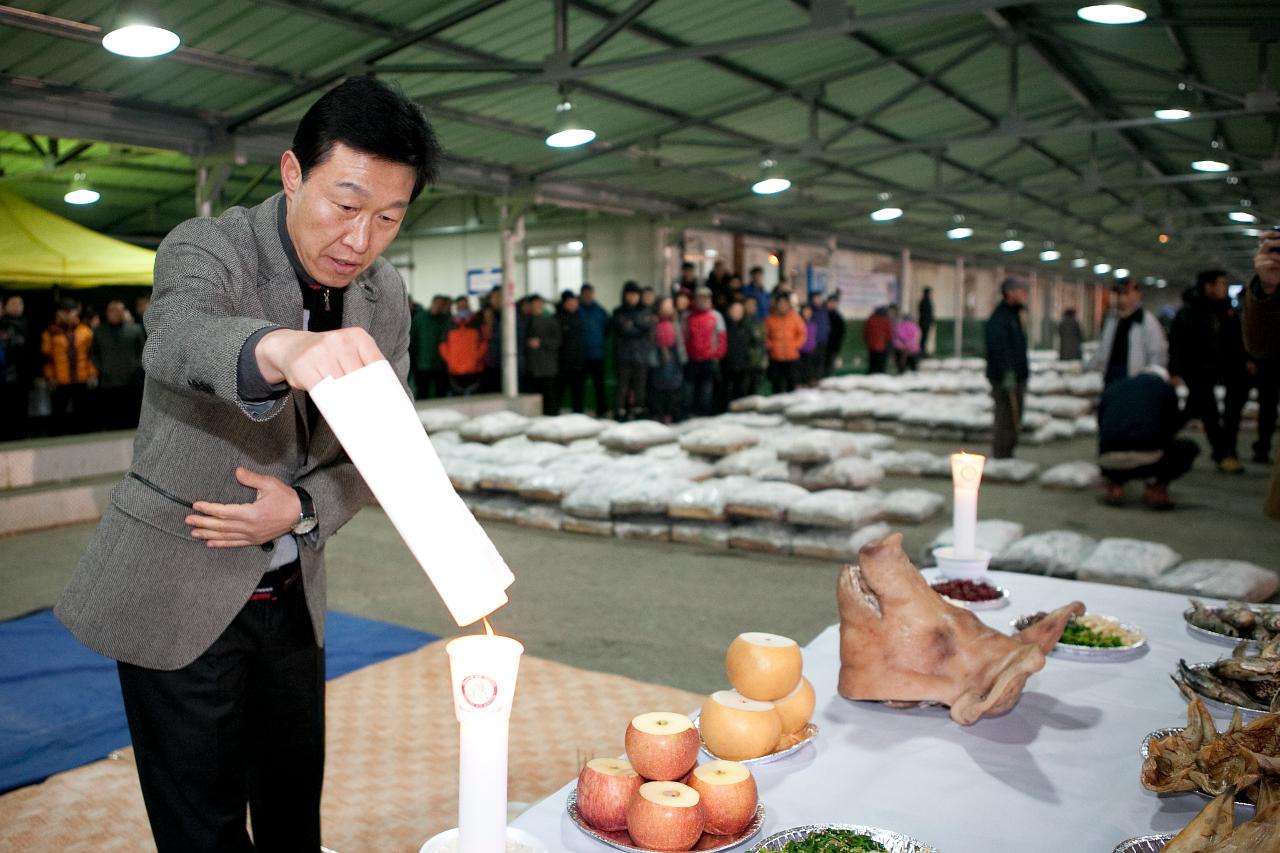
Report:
58,297,79,312
681,261,696,271
1195,269,1228,289
749,265,763,275
293,76,442,202
580,283,594,292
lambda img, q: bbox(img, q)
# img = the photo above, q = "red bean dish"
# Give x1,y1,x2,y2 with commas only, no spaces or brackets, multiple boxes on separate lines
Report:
930,579,1003,602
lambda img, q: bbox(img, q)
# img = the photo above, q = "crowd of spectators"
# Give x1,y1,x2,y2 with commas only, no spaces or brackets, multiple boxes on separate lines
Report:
0,292,148,439
407,263,850,422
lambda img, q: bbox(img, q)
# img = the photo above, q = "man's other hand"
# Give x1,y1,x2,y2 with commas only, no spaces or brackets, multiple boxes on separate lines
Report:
185,467,300,548
1257,230,1280,295
255,327,384,391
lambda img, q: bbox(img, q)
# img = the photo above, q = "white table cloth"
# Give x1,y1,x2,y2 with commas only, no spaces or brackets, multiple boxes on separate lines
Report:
511,569,1250,852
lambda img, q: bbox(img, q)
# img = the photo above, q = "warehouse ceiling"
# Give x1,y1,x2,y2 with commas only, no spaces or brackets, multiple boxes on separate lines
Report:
1,0,1278,279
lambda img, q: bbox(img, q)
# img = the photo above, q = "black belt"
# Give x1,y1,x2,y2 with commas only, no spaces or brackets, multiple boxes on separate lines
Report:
249,561,301,603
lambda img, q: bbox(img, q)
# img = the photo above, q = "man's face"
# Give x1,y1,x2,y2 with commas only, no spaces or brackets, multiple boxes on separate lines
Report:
1205,276,1229,301
712,259,727,275
455,298,470,313
681,267,696,283
1116,282,1142,313
106,301,125,325
580,288,594,305
3,296,21,317
280,142,415,288
134,297,149,316
695,293,711,311
62,308,81,327
1005,287,1028,307
728,302,744,321
563,297,579,313
623,291,639,306
750,271,763,285
641,290,655,307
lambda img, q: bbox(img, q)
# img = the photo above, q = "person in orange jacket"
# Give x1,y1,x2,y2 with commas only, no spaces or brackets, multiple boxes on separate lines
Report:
438,309,487,396
764,295,806,394
42,298,97,435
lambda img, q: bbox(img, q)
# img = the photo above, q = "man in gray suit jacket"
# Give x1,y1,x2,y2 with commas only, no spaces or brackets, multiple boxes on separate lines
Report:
55,77,441,852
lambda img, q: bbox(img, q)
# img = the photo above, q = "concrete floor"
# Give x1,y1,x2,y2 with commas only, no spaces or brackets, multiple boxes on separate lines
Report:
3,431,1277,694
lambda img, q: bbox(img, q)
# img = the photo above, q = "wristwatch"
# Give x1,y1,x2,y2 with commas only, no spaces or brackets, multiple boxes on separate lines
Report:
292,486,318,536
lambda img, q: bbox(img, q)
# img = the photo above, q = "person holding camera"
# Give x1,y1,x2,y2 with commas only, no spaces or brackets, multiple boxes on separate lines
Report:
1244,227,1280,518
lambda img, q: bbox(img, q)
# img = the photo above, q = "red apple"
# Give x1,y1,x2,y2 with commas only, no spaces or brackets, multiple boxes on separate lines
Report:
625,711,700,781
576,758,644,832
626,781,706,852
684,760,757,835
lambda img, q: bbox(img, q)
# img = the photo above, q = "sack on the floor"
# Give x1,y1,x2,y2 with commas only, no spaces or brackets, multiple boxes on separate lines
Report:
562,516,614,537
1153,559,1280,602
614,519,671,542
728,521,794,554
792,522,892,561
671,521,732,549
714,446,780,477
777,430,864,464
599,421,678,452
443,459,483,492
721,412,786,429
923,520,1025,564
478,462,545,493
787,489,883,529
1077,538,1182,586
881,488,945,523
518,467,592,502
678,424,761,457
561,482,614,519
872,449,951,478
526,413,606,444
668,478,752,522
418,408,469,433
724,481,811,521
846,432,896,454
458,411,530,443
469,495,526,522
800,457,886,491
992,530,1098,577
729,395,767,412
983,458,1040,484
1039,461,1102,490
515,504,566,531
611,478,690,516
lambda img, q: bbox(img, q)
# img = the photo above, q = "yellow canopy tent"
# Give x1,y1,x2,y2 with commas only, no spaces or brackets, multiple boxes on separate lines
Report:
0,188,155,287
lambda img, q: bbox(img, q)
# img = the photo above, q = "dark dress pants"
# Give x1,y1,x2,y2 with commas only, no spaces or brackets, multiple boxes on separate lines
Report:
867,350,888,374
1186,377,1249,461
561,368,586,413
685,361,715,417
991,383,1025,459
584,359,607,415
117,570,324,853
767,360,797,395
615,363,647,415
1254,360,1279,458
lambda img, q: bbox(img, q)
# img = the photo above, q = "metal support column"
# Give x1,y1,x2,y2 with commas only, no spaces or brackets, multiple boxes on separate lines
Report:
899,247,912,309
500,204,526,399
953,255,965,359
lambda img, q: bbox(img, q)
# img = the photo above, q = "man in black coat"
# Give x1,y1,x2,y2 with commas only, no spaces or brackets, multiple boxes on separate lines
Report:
826,290,846,376
917,287,934,358
612,281,656,420
984,277,1030,459
557,290,587,414
0,292,31,440
1098,367,1198,509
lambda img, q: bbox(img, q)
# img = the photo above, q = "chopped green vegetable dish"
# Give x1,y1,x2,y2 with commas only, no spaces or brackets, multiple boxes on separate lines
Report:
1059,621,1124,648
773,829,888,852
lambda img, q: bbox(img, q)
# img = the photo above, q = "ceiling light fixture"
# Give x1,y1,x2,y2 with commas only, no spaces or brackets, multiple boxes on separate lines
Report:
1094,262,1112,274
1071,255,1088,268
63,172,100,205
1039,241,1061,262
1154,82,1194,121
101,3,180,58
1228,211,1257,223
946,214,972,240
869,191,902,221
1114,267,1131,279
545,97,596,148
999,229,1024,253
1192,137,1230,172
1076,4,1147,25
751,159,791,195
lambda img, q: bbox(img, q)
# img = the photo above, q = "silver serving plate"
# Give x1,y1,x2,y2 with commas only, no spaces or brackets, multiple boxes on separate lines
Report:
1011,613,1147,661
1139,728,1254,807
1182,608,1263,652
691,715,818,766
933,585,1010,611
1175,662,1268,722
1112,834,1172,853
566,788,764,853
750,823,939,853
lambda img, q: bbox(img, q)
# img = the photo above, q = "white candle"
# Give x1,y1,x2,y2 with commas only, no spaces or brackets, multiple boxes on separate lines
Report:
447,624,524,853
950,452,985,558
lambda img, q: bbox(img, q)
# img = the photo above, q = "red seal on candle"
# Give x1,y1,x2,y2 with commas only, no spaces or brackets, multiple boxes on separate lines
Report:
461,674,499,709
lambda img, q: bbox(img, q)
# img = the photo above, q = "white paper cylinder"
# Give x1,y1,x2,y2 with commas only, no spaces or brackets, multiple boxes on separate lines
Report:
950,452,985,559
310,360,514,626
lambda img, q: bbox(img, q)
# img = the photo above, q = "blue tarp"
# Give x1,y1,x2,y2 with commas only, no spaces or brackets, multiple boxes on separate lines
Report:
0,608,437,793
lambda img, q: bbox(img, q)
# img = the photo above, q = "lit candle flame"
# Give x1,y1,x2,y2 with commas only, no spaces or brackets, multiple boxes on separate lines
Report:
483,617,495,637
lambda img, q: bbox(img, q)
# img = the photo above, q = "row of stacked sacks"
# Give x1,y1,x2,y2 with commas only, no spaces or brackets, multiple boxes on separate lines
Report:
425,412,945,563
920,519,1278,602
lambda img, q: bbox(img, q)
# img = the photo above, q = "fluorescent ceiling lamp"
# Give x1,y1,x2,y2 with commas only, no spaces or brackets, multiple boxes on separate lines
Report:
64,172,99,205
1156,279,1168,288
1191,158,1230,172
947,226,973,240
545,100,596,148
999,239,1024,252
751,177,791,195
1094,263,1112,274
1076,4,1147,24
102,24,180,58
1154,82,1194,121
566,241,584,251
1228,211,1257,223
1040,249,1062,261
1154,107,1191,121
1114,267,1130,278
1071,257,1088,268
870,207,903,222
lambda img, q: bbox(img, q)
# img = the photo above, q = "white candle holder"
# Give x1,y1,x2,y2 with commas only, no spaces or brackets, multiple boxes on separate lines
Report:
422,633,525,853
932,546,992,579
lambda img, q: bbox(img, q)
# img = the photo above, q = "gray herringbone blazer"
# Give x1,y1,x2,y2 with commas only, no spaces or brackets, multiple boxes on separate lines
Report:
55,192,410,670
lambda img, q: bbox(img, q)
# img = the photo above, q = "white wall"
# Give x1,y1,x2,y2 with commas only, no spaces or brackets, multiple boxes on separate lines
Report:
402,230,503,305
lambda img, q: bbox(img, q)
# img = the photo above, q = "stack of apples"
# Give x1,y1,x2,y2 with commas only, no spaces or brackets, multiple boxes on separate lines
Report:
575,710,759,852
699,632,815,762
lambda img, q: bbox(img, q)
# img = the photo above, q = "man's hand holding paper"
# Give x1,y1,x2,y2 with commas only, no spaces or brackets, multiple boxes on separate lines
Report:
256,326,385,391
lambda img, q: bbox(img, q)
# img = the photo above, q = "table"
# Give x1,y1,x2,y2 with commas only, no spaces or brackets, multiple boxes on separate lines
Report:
511,569,1250,852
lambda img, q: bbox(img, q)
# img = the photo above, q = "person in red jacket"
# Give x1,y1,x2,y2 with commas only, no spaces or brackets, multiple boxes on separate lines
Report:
863,305,892,374
683,287,727,416
438,310,487,396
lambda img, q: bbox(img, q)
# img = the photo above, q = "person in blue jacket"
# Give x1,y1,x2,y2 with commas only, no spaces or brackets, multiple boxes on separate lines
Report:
578,283,610,416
